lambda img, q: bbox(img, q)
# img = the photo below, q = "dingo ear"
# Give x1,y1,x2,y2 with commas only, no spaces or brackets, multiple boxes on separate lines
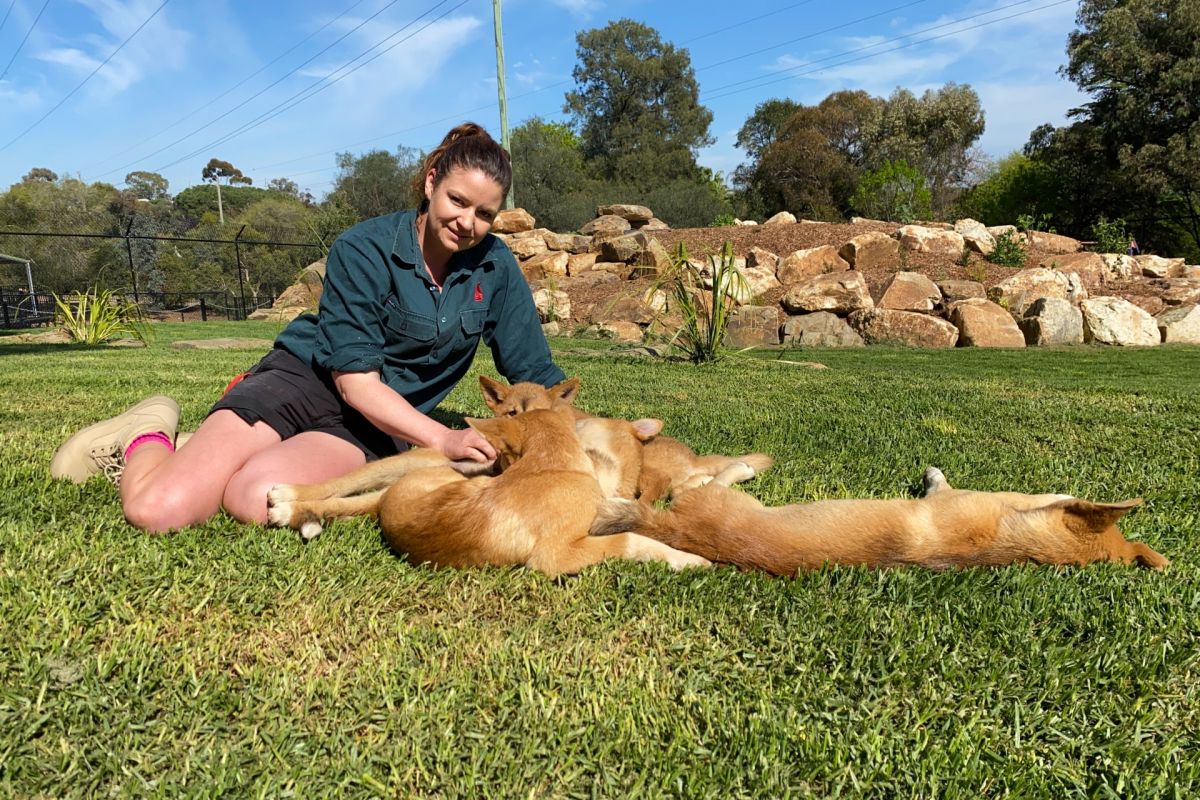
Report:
551,377,581,405
478,376,508,411
1057,497,1143,535
631,418,662,442
466,416,505,446
1128,541,1169,570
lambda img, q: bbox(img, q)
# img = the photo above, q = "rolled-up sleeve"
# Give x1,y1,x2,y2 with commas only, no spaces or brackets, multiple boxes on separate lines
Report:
314,237,389,374
484,252,566,388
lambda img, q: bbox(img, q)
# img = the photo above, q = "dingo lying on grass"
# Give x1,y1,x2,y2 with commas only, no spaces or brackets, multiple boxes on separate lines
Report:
267,405,710,576
590,467,1169,574
479,375,773,503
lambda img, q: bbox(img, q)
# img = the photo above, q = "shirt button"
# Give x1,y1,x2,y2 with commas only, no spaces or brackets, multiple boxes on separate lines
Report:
441,316,446,323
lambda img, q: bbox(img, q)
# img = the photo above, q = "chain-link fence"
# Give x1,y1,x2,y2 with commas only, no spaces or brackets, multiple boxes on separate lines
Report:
0,207,326,327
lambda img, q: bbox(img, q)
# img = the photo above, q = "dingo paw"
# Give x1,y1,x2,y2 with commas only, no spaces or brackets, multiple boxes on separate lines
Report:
668,550,712,570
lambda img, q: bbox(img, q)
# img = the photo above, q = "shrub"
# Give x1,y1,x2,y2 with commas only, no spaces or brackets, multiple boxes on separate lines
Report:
711,213,736,227
987,230,1026,268
1091,216,1129,254
54,288,152,345
653,241,746,363
850,160,932,224
1015,211,1055,234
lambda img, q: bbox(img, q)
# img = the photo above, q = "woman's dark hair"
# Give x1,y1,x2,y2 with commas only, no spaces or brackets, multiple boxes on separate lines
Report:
411,122,512,209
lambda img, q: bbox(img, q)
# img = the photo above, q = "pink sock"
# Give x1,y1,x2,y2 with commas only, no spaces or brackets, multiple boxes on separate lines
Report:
124,432,175,461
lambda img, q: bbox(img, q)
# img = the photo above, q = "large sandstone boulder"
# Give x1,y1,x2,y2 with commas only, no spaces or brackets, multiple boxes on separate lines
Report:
777,246,849,284
839,232,899,271
937,279,986,304
1018,297,1084,346
733,265,782,304
1026,231,1081,254
724,305,782,348
248,259,325,321
988,268,1086,318
1162,278,1200,306
763,211,798,225
580,215,631,237
1136,254,1186,278
1100,253,1138,281
594,294,656,326
1041,253,1106,288
640,217,670,231
631,237,674,277
1080,297,1160,346
871,271,941,312
895,225,965,256
492,208,535,234
567,252,598,274
746,246,779,272
597,204,653,224
948,299,1025,348
780,271,873,314
531,288,571,323
954,218,996,255
520,251,569,281
580,321,643,343
781,312,864,347
848,309,959,348
508,236,548,260
1156,304,1200,344
600,232,648,264
543,232,591,254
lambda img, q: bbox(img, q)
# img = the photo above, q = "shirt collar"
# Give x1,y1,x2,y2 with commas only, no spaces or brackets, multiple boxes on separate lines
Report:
390,208,502,271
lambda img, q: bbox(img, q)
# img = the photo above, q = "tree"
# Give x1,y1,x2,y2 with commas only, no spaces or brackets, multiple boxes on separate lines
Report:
201,158,252,224
956,152,1058,226
124,171,170,201
850,160,932,223
267,177,300,198
747,90,882,219
510,118,594,232
864,84,986,217
328,147,421,222
1063,0,1200,253
564,19,713,188
736,99,802,164
22,167,58,183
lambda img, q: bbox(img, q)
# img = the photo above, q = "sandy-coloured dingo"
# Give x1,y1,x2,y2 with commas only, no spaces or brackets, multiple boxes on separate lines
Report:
478,375,773,503
267,405,710,576
590,466,1168,574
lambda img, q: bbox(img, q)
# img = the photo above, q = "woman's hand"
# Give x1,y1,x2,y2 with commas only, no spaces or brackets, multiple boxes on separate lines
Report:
435,427,497,463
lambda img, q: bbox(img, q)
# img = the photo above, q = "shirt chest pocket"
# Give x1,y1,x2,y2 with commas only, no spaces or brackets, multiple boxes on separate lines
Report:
383,304,438,359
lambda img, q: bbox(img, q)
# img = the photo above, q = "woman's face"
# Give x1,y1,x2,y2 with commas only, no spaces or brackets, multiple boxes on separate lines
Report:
422,166,505,256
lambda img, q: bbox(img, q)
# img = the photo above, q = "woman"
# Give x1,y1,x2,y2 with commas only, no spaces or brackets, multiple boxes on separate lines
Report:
51,123,565,533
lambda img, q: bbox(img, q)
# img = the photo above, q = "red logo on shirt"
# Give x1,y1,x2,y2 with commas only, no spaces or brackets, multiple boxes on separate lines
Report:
474,282,483,302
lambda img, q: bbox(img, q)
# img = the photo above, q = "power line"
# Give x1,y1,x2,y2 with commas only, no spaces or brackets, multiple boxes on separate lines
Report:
95,0,412,180
0,0,51,82
152,0,469,174
0,0,172,154
0,1,19,38
85,0,372,175
682,0,822,45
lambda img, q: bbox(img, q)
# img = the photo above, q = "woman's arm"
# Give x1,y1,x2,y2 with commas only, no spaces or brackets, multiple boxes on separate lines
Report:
333,370,496,462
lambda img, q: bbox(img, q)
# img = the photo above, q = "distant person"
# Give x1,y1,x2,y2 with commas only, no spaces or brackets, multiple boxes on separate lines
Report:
50,122,564,533
1127,237,1140,257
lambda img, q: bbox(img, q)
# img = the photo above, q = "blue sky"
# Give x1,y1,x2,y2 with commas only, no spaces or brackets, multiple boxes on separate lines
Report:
0,0,1088,200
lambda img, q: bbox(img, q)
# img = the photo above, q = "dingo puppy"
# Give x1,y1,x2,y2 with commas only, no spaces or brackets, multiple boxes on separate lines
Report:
479,375,773,503
267,406,710,576
590,467,1168,574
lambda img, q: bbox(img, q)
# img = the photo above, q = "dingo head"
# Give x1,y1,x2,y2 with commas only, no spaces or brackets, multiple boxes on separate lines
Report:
1050,497,1168,569
466,406,582,472
479,375,581,417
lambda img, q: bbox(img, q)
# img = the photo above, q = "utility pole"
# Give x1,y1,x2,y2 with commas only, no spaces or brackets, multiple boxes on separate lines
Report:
493,0,513,209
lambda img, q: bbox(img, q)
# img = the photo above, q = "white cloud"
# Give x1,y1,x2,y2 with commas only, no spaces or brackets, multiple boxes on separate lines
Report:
549,0,603,14
34,0,190,96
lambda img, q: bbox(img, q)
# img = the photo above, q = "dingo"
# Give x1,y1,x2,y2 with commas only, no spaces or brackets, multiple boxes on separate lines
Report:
267,406,710,576
479,375,773,503
590,467,1168,574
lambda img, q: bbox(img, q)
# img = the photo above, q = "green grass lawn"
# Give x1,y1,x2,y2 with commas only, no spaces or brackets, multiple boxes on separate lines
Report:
2,322,1198,797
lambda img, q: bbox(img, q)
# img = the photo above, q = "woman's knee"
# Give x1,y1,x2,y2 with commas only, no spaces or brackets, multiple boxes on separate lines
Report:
122,480,220,533
222,470,274,526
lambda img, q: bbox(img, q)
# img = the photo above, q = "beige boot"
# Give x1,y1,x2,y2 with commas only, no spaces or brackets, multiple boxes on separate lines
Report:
51,395,180,485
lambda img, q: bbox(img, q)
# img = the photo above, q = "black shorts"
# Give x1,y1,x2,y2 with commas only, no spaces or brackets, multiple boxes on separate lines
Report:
208,348,402,461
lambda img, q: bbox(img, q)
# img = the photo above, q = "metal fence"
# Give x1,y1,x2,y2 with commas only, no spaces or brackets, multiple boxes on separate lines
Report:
0,209,324,328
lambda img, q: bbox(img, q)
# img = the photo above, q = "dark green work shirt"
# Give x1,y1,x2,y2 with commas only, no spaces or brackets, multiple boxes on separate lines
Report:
275,209,564,414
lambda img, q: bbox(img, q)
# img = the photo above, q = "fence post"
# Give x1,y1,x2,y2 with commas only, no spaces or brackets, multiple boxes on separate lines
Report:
234,224,247,321
200,297,207,322
124,216,140,304
1,290,10,328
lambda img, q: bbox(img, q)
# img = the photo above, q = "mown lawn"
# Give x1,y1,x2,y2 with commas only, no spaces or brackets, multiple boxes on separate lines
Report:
1,322,1198,798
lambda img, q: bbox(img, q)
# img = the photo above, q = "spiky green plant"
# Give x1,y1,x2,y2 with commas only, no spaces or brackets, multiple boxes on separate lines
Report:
54,288,152,345
653,241,747,363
